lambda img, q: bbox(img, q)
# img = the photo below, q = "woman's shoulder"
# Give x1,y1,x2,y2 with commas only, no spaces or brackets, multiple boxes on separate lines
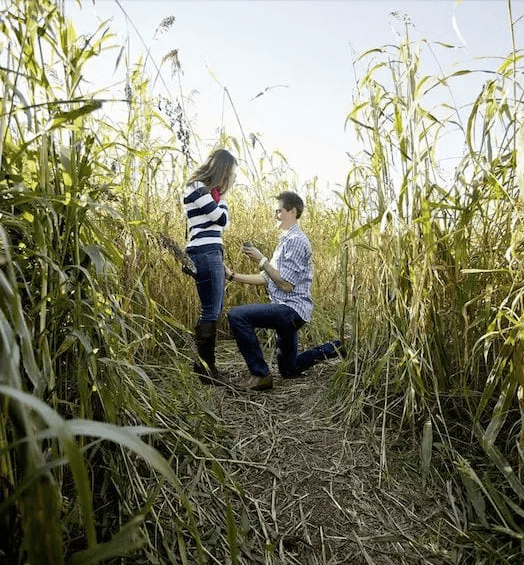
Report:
187,180,208,192
185,181,210,200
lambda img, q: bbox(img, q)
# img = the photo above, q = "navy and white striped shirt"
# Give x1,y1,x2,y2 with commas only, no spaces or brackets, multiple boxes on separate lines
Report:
265,223,314,322
183,181,228,252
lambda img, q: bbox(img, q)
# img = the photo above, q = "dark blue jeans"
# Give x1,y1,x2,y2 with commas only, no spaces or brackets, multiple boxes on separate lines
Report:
187,248,225,324
228,303,340,378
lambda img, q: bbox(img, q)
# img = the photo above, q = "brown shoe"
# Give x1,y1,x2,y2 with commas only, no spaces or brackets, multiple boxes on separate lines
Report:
238,374,273,391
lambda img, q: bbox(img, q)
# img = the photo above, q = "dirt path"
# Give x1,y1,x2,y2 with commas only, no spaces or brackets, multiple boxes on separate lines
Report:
212,348,453,565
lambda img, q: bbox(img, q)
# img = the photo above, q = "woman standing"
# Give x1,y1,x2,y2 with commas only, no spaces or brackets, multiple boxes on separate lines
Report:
184,148,237,385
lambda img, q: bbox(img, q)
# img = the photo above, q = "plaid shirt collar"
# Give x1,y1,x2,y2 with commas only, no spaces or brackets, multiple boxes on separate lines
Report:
278,222,299,242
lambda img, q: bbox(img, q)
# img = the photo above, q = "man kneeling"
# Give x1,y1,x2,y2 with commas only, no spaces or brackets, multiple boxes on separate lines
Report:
225,191,343,391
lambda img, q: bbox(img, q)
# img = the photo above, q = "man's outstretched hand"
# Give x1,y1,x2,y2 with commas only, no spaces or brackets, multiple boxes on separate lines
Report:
242,241,264,264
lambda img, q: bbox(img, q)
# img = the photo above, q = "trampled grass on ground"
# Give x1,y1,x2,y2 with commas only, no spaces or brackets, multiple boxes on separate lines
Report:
209,338,455,565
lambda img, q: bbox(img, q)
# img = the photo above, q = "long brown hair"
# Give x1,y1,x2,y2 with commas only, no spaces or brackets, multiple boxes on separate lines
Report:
187,149,237,194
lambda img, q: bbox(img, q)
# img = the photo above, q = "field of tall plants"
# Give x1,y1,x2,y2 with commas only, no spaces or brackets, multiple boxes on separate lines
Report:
2,0,524,563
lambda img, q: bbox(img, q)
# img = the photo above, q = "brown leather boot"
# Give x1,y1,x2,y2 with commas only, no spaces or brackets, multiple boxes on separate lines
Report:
194,322,230,386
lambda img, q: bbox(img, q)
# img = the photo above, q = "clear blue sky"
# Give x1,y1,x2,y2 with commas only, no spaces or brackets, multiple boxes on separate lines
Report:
65,0,524,193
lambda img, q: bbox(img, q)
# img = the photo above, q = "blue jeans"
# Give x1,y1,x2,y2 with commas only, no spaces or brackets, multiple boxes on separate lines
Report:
187,248,225,324
228,303,340,378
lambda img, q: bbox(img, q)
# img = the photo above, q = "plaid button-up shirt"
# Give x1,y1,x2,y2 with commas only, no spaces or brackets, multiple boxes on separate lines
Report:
264,223,314,322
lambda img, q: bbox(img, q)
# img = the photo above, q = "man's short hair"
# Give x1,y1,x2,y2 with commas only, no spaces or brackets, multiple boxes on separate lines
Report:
277,191,304,219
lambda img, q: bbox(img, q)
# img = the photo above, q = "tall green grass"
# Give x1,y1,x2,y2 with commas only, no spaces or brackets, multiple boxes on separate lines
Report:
0,1,282,563
334,4,524,562
4,0,524,563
